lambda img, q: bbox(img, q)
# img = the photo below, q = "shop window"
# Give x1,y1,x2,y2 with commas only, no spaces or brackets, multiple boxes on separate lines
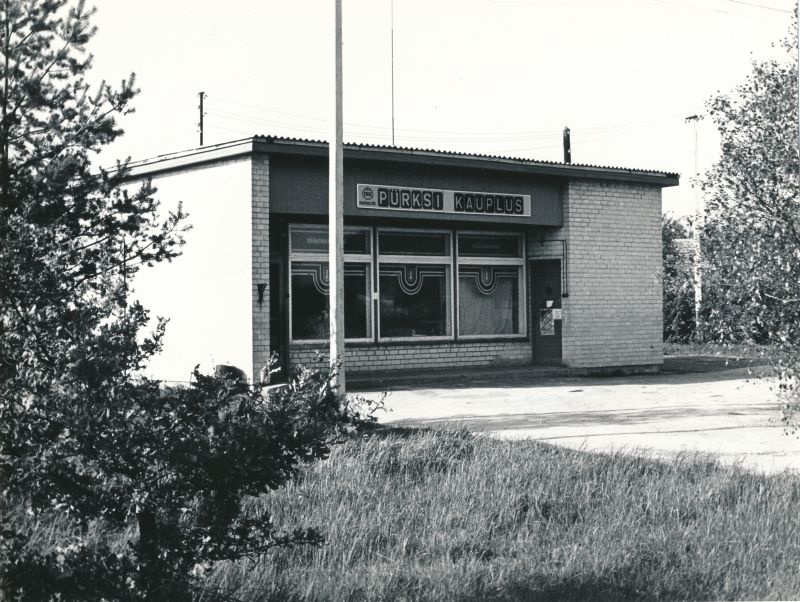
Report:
377,229,452,340
458,266,520,335
291,262,371,341
379,264,451,338
289,225,372,342
287,226,524,343
456,233,525,338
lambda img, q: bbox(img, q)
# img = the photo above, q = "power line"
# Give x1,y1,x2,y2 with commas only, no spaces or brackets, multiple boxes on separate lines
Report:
724,0,792,13
205,99,690,142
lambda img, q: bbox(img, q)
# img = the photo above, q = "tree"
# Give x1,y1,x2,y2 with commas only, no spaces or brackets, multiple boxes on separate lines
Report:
662,214,694,342
0,1,380,598
700,12,799,429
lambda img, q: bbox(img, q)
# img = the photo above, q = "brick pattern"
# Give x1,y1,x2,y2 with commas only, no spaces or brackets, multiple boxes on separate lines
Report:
251,156,270,381
289,341,531,374
531,180,663,368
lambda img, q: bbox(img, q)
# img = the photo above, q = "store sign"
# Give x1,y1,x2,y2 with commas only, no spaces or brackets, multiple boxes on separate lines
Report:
357,184,531,217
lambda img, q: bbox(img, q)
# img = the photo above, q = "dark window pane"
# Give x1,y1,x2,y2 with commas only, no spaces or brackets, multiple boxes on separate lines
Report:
291,262,329,340
458,266,520,335
291,262,371,340
344,231,371,255
379,231,450,256
344,264,369,338
379,264,450,337
458,234,521,257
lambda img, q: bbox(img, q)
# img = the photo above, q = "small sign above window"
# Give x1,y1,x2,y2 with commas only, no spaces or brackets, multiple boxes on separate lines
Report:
290,226,371,255
458,234,521,258
357,184,531,217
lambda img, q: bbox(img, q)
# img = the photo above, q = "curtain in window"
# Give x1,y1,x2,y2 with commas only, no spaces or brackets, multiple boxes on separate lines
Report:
458,267,518,335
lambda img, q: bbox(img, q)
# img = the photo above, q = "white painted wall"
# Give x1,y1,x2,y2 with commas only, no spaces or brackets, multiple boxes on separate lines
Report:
129,158,252,383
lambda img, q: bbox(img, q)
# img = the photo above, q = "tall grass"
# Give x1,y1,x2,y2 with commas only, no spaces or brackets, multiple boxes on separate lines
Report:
202,428,800,601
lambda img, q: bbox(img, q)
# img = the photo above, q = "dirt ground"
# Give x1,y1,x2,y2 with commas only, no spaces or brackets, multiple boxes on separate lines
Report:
362,362,799,475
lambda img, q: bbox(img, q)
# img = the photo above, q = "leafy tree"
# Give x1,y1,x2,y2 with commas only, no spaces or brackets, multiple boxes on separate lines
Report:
662,214,694,342
700,13,799,429
0,1,380,598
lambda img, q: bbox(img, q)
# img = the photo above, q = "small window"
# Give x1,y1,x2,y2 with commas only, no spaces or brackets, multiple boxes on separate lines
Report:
379,231,450,256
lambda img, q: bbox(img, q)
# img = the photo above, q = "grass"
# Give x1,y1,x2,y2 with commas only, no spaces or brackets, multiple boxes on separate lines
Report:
201,428,800,601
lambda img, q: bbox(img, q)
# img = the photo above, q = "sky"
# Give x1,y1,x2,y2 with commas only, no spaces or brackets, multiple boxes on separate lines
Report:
89,0,796,216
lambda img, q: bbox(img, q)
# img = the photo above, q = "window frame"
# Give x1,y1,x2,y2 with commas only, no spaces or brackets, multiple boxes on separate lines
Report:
376,227,455,343
288,224,374,344
456,231,527,340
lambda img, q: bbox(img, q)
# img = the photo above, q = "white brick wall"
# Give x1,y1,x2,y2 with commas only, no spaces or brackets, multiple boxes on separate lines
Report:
289,341,531,374
531,179,663,369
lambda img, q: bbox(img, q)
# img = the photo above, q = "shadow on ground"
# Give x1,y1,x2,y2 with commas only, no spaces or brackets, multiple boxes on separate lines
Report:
351,356,770,393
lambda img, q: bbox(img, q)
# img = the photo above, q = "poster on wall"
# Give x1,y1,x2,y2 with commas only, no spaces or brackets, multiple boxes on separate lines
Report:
357,184,532,217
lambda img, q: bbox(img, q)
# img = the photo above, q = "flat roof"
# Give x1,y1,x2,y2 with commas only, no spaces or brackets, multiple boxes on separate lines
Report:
123,135,680,187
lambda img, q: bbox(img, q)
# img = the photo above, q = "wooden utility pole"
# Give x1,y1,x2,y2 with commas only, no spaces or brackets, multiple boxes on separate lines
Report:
329,0,346,392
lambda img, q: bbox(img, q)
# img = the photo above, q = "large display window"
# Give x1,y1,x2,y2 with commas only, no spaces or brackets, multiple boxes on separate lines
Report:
377,229,452,341
287,225,526,344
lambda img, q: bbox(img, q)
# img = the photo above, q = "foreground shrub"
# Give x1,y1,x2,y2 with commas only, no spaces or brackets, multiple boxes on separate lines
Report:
2,364,381,600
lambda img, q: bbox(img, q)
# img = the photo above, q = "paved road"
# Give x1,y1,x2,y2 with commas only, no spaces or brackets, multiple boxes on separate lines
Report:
362,364,799,475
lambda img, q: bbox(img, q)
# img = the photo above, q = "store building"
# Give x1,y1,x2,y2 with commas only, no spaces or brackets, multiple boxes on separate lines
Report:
125,136,678,383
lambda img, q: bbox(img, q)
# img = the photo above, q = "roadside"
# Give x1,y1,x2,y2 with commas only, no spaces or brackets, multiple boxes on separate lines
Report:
358,358,798,475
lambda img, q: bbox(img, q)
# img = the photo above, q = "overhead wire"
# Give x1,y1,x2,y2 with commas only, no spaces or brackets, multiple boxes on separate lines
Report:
205,98,692,144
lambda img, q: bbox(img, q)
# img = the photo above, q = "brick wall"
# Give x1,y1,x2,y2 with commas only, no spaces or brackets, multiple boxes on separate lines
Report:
251,155,270,381
289,341,531,374
531,179,663,369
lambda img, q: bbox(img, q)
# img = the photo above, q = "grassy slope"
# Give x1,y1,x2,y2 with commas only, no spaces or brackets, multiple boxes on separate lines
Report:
206,428,800,602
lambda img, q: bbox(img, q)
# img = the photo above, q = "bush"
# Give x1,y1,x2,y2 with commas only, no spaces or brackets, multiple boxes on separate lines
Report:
1,362,382,600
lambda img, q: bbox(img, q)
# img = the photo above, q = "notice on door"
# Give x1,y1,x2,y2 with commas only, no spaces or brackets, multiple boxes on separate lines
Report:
539,309,555,336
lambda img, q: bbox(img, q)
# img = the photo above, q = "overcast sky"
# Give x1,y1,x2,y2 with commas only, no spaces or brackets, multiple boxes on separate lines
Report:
89,0,795,216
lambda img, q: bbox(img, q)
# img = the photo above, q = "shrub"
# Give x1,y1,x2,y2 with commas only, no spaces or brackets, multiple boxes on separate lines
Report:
2,362,382,600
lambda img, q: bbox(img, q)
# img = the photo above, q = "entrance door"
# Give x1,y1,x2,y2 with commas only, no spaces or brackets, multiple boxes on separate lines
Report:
530,259,562,365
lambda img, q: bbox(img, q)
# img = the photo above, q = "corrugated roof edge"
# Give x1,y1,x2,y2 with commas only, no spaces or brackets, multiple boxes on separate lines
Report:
122,135,680,185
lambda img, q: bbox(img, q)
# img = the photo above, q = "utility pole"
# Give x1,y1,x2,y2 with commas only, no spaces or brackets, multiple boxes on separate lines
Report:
198,91,205,146
562,126,571,164
329,0,346,393
685,114,703,340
